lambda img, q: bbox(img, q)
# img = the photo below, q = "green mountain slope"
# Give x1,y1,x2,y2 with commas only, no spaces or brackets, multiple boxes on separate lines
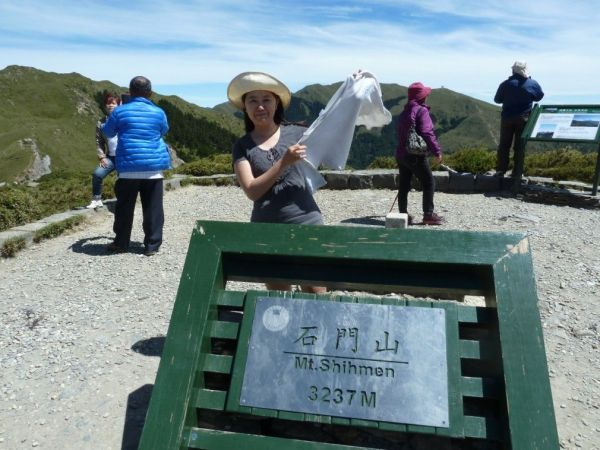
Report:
0,65,243,182
214,82,502,168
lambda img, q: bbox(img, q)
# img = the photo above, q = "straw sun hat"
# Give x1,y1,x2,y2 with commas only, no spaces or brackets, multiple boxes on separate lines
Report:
227,72,291,110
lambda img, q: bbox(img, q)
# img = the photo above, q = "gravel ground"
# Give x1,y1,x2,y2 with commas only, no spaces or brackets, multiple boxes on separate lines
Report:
0,185,599,449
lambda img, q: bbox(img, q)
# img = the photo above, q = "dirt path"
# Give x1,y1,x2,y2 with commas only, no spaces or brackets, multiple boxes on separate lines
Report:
1,186,598,449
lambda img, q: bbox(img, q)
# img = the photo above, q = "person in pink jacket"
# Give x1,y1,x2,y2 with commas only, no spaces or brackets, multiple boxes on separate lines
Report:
395,82,444,225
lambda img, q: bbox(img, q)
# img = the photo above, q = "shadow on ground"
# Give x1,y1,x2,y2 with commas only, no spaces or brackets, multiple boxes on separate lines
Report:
69,236,146,256
340,215,385,227
131,336,165,357
121,384,154,450
121,338,166,449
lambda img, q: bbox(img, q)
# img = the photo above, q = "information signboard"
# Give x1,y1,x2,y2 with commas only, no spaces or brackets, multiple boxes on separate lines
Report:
527,106,600,142
521,104,600,195
238,297,449,428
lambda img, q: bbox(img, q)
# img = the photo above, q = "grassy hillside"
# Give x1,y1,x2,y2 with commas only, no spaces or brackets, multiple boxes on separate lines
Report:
0,65,243,182
213,81,503,168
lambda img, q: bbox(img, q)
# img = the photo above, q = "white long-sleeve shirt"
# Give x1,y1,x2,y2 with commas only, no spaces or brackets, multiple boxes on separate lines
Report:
297,71,392,192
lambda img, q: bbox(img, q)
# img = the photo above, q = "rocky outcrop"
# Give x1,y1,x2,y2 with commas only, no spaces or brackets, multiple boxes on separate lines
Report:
16,138,52,182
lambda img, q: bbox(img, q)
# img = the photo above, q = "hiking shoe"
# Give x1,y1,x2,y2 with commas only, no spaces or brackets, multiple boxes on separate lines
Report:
422,213,445,225
85,199,104,209
144,249,158,257
107,243,127,254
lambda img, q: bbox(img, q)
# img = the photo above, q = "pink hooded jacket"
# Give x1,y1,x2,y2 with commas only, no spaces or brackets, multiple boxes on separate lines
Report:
395,99,442,159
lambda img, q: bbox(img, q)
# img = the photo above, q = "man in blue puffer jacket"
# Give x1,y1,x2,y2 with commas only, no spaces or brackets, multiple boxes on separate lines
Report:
102,76,171,256
494,61,544,176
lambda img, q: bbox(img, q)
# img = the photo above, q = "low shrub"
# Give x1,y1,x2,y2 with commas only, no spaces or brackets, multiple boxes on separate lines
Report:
368,157,396,169
1,237,27,258
443,147,496,173
524,149,596,183
33,215,86,243
0,186,42,232
175,154,233,176
0,171,116,232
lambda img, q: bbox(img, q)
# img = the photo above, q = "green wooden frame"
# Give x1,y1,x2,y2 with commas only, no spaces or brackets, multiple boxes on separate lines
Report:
139,220,558,450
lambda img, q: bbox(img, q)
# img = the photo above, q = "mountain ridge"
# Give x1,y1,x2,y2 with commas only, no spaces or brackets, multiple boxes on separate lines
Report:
0,65,243,182
1,65,501,182
215,81,502,168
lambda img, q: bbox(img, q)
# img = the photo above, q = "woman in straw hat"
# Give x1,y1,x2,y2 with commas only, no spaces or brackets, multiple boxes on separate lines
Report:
228,71,324,292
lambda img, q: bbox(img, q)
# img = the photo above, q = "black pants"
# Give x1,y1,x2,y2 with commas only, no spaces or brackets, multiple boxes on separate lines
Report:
497,115,527,173
113,178,164,252
397,154,435,215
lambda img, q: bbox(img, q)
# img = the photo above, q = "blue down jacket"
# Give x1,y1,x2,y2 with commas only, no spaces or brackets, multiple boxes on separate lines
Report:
102,97,170,173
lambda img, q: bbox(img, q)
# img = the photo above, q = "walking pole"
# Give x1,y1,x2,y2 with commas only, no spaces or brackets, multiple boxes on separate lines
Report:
388,192,399,214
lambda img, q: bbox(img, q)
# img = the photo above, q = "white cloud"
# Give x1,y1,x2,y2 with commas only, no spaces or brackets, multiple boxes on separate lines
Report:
1,0,599,106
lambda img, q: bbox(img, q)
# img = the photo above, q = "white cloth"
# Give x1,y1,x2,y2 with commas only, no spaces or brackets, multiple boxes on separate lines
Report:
297,71,392,192
118,171,163,179
107,135,118,157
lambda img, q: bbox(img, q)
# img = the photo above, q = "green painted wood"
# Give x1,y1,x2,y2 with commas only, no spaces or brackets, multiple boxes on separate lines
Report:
278,410,305,421
202,353,233,374
139,232,225,450
463,416,503,441
224,290,260,416
210,320,239,340
493,241,559,449
194,388,227,410
461,377,502,399
435,300,464,438
139,221,557,449
183,427,375,450
305,414,333,425
217,290,245,307
457,304,496,324
250,407,279,418
459,339,498,360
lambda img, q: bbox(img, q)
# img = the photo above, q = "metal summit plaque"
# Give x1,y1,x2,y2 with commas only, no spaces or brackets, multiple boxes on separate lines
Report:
239,297,449,428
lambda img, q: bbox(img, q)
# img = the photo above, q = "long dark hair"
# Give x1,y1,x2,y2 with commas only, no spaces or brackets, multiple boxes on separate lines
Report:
242,93,285,133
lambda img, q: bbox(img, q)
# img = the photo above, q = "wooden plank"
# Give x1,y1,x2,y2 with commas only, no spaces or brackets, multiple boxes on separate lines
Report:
202,353,233,374
139,235,225,450
183,427,375,450
194,388,227,411
457,304,496,324
493,242,560,449
207,220,523,265
463,416,503,441
277,410,305,421
459,339,498,360
435,301,464,438
461,376,502,399
217,290,245,307
210,320,239,340
225,290,260,416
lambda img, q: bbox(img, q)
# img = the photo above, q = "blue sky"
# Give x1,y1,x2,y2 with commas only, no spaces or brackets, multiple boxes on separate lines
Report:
1,0,599,108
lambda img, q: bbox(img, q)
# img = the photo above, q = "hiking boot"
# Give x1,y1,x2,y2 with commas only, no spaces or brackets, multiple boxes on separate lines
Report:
85,199,104,209
106,242,127,254
422,213,444,225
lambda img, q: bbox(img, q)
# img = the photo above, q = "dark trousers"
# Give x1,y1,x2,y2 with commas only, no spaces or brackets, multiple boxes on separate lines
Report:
397,155,435,215
113,178,164,252
497,115,527,173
